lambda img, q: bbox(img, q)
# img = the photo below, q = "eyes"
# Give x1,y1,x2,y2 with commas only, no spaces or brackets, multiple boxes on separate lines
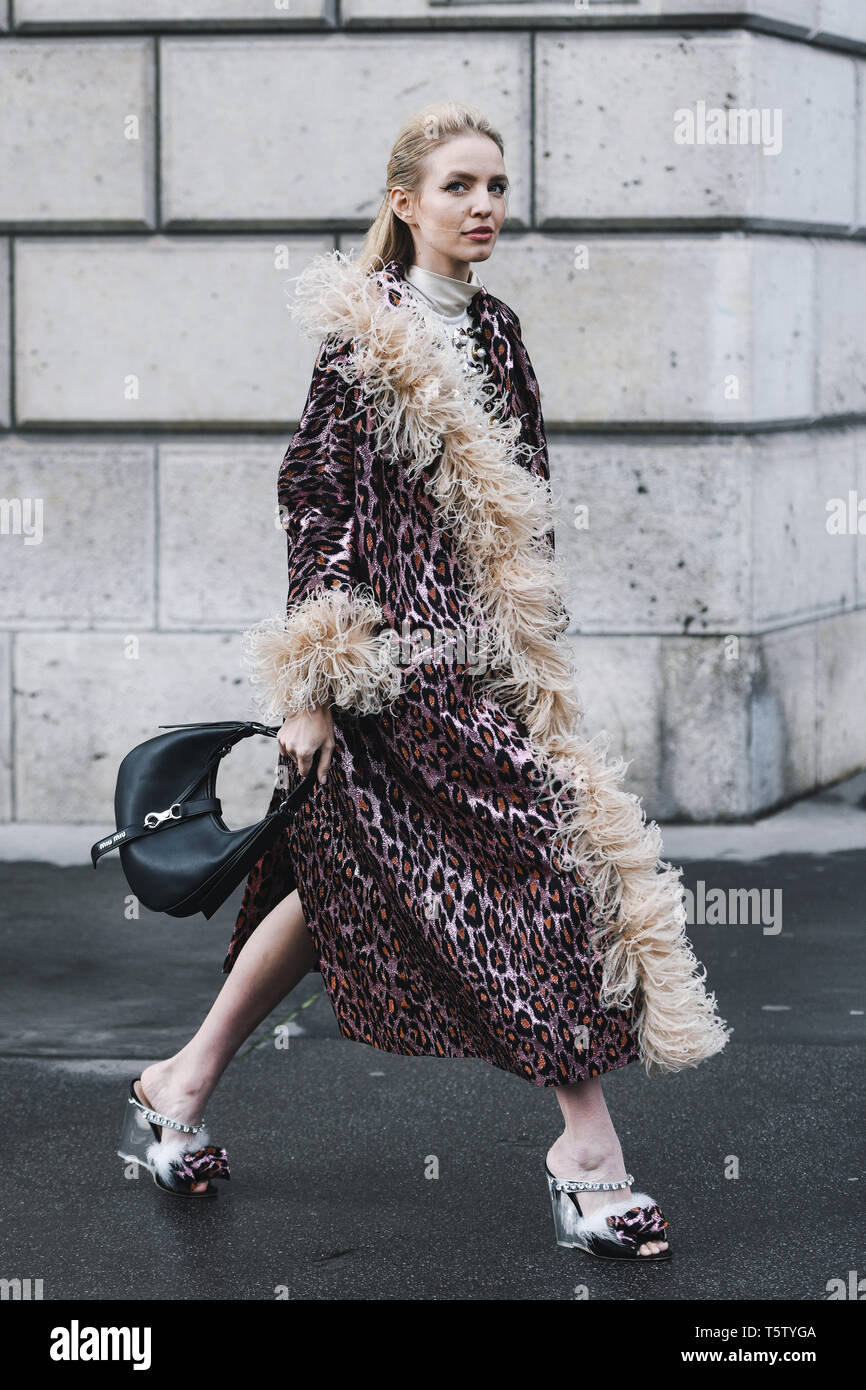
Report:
444,179,508,196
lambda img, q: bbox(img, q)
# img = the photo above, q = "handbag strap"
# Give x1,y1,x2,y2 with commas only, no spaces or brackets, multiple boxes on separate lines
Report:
273,746,322,821
90,797,222,867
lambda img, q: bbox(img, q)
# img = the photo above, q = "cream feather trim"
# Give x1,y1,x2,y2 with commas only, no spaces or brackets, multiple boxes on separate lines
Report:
279,248,730,1076
241,582,404,721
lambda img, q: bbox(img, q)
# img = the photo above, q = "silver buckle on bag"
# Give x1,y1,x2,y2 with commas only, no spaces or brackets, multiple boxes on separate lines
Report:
143,802,182,829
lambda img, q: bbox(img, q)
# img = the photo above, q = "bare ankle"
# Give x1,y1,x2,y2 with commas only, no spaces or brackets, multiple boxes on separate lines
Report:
140,1057,215,1116
547,1132,623,1173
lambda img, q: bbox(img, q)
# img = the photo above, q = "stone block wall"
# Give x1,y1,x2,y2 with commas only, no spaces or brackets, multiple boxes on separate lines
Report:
1,0,864,843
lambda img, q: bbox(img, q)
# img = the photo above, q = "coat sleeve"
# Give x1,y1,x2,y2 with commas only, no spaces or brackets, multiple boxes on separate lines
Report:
240,338,403,723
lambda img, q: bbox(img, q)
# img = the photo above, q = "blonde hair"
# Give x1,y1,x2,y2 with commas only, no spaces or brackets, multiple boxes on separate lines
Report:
358,100,506,275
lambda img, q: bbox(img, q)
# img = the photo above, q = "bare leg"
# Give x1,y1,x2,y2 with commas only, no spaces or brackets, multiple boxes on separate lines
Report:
137,888,315,1191
547,1078,668,1257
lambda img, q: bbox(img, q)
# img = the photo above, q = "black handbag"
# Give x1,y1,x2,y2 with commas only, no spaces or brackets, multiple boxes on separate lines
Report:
90,721,320,920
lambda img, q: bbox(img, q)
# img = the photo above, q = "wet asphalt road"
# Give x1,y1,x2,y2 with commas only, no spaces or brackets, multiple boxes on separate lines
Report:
1,830,864,1303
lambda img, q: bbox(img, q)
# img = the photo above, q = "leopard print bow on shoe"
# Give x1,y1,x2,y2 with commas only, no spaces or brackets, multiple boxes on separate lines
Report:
605,1202,670,1251
173,1145,231,1188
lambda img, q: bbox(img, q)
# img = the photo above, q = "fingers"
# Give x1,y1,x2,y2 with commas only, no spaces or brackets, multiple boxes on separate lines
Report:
297,740,333,782
278,738,335,783
317,735,335,785
277,709,336,785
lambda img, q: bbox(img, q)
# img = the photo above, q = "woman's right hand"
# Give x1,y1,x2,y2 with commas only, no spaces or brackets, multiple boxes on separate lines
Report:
277,705,335,786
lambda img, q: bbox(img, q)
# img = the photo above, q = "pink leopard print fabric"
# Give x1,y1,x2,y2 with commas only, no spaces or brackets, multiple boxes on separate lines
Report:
607,1204,670,1248
223,258,641,1087
174,1146,231,1186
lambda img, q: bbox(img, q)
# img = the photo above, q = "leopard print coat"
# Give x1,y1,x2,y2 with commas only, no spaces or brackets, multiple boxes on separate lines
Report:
222,250,729,1084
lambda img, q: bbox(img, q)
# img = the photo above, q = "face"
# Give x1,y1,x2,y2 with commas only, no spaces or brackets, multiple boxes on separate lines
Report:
389,132,509,281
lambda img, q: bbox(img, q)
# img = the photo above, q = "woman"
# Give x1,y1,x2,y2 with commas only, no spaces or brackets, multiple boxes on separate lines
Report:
119,102,729,1260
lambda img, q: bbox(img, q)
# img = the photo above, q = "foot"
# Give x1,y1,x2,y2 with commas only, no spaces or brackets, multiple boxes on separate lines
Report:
546,1134,669,1257
137,1060,214,1195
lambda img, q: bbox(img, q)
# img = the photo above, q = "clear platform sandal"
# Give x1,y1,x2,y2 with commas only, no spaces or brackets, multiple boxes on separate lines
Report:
117,1077,230,1198
545,1163,672,1260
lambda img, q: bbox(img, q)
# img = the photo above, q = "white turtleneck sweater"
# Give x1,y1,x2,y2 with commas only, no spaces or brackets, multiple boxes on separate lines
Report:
404,262,483,330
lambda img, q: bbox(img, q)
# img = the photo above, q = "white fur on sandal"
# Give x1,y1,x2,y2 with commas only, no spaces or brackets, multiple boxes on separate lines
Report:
557,1190,658,1240
145,1126,212,1182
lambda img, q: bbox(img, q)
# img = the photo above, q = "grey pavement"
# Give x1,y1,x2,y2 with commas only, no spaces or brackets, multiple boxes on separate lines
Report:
1,779,864,1301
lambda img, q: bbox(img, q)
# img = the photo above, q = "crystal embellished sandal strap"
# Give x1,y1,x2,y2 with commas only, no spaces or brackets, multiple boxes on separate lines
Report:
129,1090,206,1135
548,1172,635,1194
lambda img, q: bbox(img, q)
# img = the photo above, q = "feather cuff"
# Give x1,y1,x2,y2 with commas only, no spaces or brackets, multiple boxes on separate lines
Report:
241,582,404,722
